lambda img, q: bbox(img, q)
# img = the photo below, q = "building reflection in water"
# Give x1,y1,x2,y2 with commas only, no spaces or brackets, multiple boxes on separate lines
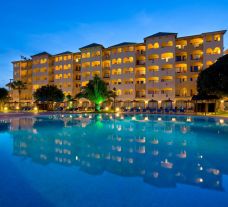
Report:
2,114,228,191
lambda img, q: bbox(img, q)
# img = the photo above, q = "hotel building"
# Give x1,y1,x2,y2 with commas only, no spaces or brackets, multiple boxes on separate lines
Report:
11,30,226,108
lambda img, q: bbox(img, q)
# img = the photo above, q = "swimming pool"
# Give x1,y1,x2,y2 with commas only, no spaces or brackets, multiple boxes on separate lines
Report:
0,114,228,207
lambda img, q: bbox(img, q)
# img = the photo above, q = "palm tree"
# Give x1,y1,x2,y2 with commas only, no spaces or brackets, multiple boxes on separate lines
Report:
6,80,26,108
76,75,116,111
0,88,9,111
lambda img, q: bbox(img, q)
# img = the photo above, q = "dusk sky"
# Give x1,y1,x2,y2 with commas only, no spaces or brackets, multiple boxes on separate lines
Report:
1,0,227,87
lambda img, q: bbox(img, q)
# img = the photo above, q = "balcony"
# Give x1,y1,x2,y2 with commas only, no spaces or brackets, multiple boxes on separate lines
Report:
136,60,146,66
135,83,146,90
135,73,146,78
135,94,146,98
103,74,110,79
102,55,110,60
102,66,111,70
136,50,146,56
176,56,187,62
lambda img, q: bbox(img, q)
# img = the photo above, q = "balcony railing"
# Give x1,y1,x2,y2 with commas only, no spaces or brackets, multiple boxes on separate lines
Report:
136,60,146,66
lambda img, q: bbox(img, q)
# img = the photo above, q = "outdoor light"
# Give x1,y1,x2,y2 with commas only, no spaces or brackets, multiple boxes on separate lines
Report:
16,106,19,110
144,117,149,121
132,116,136,120
219,119,224,124
79,115,82,118
172,118,176,122
158,117,162,121
34,107,38,111
105,107,109,111
220,100,224,103
89,115,92,119
116,113,120,117
116,107,120,112
109,115,113,119
145,100,148,104
121,116,124,120
70,115,73,118
4,107,8,112
187,117,191,122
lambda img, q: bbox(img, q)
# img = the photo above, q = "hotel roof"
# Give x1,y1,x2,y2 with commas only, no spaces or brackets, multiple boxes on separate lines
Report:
108,42,137,48
31,52,52,58
79,43,104,50
144,32,178,40
54,51,73,56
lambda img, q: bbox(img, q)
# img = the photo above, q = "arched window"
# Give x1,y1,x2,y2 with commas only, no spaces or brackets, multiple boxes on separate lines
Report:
206,48,213,54
214,47,221,54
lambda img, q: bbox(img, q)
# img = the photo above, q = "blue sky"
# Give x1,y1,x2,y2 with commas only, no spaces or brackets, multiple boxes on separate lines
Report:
0,0,227,87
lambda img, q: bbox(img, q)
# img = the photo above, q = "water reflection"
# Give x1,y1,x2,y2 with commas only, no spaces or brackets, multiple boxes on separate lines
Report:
1,114,228,191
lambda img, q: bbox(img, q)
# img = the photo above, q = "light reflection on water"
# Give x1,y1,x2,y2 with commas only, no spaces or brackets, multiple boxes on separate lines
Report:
0,114,228,207
1,114,227,190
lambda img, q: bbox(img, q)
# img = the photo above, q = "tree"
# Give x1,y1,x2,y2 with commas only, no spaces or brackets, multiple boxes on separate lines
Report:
76,75,115,111
65,94,74,109
0,88,9,111
33,85,64,110
6,80,26,108
197,54,228,97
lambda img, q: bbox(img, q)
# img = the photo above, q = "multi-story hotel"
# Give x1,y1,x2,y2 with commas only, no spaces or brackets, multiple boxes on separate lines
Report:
11,30,226,109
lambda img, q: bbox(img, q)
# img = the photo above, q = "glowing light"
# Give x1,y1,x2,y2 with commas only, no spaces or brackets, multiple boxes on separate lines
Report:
145,100,148,104
109,115,113,119
158,100,162,104
132,116,136,120
16,106,19,110
116,113,120,117
69,115,73,118
196,178,204,183
75,156,79,161
158,117,162,121
79,115,82,118
187,117,192,122
220,100,224,103
89,115,92,119
171,118,176,122
105,107,109,111
120,116,124,120
4,107,8,112
116,107,120,112
219,119,224,124
34,107,38,111
144,117,149,121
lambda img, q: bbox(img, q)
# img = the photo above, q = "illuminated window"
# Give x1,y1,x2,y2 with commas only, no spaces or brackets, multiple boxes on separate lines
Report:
214,35,221,41
214,47,221,54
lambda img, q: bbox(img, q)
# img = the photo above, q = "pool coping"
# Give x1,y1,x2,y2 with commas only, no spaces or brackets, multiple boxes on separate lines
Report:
0,111,228,121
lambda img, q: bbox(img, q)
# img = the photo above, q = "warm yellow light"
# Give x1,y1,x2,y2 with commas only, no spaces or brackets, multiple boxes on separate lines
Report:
144,117,149,121
158,101,162,104
109,115,113,119
219,119,224,124
171,118,176,122
220,100,224,103
116,107,120,112
187,117,191,122
4,107,8,112
34,107,38,111
16,106,19,110
89,115,92,119
116,113,120,117
145,100,148,104
105,107,109,111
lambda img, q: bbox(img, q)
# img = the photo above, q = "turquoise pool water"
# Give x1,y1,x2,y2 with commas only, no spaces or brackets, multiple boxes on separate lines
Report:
0,114,228,207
